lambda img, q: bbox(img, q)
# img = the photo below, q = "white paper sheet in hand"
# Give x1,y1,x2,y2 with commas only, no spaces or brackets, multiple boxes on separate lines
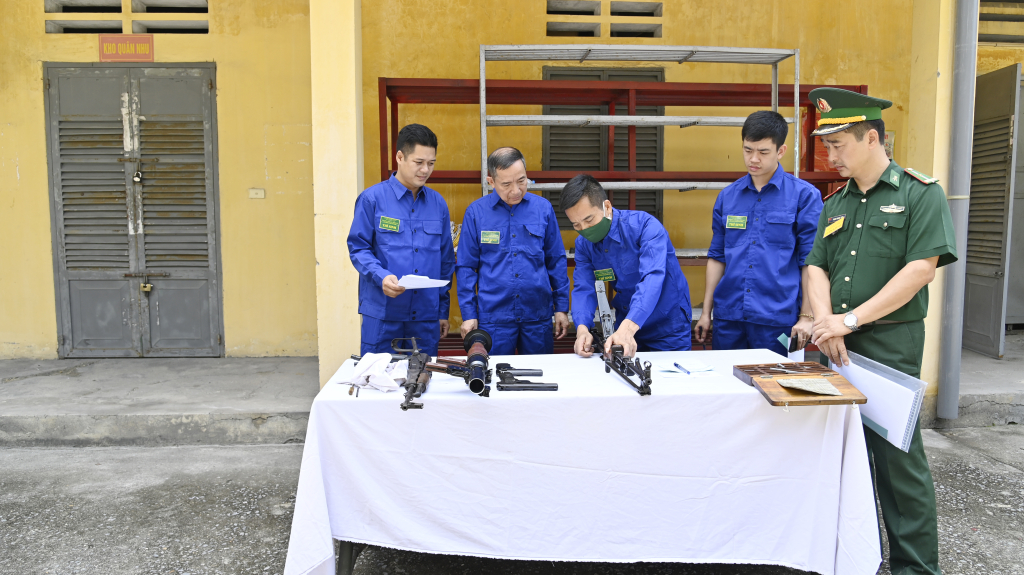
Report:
832,351,926,452
397,274,450,289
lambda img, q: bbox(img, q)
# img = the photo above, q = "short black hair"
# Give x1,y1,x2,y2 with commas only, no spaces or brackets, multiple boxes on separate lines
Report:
741,111,788,148
847,119,886,143
397,124,438,156
559,174,608,212
487,147,526,177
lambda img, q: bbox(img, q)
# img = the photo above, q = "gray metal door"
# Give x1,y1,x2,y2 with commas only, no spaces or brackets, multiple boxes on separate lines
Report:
963,64,1020,358
1006,75,1024,325
45,64,222,358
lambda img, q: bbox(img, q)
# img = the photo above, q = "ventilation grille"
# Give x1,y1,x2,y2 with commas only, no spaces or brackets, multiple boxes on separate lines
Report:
57,120,130,270
45,0,208,33
547,0,662,38
139,120,210,268
966,116,1013,267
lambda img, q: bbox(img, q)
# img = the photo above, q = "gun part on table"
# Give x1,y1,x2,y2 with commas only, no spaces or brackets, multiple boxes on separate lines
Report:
424,329,493,397
349,338,432,410
494,363,558,391
589,326,606,355
603,344,653,396
389,337,431,411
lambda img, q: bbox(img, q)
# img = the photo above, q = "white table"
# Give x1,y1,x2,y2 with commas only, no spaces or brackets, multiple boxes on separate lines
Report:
284,349,880,575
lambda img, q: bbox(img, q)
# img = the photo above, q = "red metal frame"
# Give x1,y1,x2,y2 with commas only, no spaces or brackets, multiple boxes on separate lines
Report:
377,78,868,197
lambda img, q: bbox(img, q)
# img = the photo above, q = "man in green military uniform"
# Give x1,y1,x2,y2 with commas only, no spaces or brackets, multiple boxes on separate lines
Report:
805,87,957,575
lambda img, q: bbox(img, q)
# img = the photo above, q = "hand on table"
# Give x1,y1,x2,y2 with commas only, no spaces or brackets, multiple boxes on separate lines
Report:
574,326,595,357
553,312,570,339
605,320,639,358
382,275,405,298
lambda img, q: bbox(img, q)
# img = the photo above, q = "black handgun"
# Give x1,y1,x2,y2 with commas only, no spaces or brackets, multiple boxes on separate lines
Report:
494,363,558,391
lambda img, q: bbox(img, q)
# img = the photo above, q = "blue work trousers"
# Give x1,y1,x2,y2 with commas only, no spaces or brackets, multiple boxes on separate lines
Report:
712,319,789,356
479,321,553,355
360,316,441,357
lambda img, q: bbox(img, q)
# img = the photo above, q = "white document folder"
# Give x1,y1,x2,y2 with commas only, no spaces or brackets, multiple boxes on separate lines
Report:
832,351,926,452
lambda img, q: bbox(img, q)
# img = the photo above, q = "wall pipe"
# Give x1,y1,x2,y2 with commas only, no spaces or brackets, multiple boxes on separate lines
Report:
938,0,980,420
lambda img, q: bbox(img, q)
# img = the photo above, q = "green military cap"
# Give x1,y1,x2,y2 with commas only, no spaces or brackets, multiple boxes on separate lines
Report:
809,87,893,136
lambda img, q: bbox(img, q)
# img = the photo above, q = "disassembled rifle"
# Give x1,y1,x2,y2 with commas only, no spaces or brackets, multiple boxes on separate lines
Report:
589,326,653,396
350,337,432,411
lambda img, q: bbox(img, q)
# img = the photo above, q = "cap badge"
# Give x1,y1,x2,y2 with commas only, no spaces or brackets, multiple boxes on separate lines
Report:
816,98,832,113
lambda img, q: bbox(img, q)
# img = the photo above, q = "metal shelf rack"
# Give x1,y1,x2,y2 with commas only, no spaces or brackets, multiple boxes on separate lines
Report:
479,44,800,198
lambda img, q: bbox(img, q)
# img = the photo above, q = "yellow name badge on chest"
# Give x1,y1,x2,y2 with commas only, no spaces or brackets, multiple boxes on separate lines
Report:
823,214,846,238
481,231,500,244
726,215,747,229
378,216,401,232
594,268,617,282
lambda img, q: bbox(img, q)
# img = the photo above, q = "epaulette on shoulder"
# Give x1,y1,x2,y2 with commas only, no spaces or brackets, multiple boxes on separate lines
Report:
904,167,939,185
822,181,850,202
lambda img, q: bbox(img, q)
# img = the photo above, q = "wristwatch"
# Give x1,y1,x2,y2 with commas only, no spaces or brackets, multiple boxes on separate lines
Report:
843,312,860,332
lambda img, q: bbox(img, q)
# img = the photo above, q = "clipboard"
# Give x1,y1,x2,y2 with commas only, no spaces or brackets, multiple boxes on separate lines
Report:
833,352,926,453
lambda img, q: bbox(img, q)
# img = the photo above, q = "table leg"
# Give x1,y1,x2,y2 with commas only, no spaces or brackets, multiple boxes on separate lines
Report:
336,540,355,575
336,540,366,575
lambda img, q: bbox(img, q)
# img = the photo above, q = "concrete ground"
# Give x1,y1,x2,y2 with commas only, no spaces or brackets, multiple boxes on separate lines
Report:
949,333,1024,427
1,426,1022,575
0,357,320,446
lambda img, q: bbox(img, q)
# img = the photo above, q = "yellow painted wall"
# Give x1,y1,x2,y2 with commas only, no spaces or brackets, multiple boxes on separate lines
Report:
309,0,363,385
359,0,915,329
0,0,317,358
906,0,954,418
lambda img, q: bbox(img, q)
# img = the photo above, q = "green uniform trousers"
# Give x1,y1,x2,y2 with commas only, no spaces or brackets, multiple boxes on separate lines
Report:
844,320,940,575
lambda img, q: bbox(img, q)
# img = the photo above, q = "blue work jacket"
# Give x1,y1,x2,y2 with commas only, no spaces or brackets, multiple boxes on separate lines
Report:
456,191,569,323
707,164,823,326
347,175,456,322
571,209,691,332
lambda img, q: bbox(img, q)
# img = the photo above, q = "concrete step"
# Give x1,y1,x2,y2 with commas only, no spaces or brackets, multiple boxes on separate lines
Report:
0,357,318,447
2,347,1021,446
926,334,1024,429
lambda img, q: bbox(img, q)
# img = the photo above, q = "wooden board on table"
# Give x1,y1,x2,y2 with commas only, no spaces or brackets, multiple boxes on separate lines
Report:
733,362,867,407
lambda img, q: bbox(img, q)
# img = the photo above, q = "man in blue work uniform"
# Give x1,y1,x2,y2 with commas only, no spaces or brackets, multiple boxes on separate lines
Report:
694,111,823,355
563,175,691,357
457,147,570,354
347,124,455,356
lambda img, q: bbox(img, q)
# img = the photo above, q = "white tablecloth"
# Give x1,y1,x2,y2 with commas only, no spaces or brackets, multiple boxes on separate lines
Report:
284,349,880,575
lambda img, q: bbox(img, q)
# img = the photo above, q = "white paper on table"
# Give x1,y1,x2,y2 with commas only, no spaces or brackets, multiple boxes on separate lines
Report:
832,351,926,452
397,274,451,289
672,358,713,373
653,361,684,372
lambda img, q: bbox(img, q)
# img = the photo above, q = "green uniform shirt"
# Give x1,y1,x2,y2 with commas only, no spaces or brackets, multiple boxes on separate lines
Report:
804,161,958,321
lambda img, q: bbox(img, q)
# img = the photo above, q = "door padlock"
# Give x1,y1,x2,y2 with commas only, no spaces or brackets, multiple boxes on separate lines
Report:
133,171,142,182
141,283,153,292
